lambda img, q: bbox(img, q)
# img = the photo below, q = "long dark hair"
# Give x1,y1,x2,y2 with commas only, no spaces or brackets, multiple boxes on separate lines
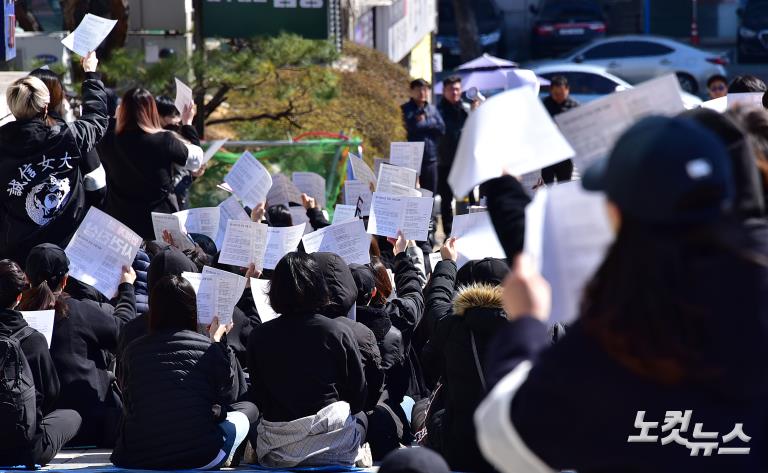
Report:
369,257,392,307
18,276,70,321
29,68,65,123
580,218,766,385
116,88,164,135
0,260,29,309
148,275,198,333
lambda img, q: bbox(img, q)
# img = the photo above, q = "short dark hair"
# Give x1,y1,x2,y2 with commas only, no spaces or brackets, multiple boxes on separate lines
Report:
267,204,293,227
550,76,569,88
410,78,430,89
442,75,462,87
154,95,179,118
707,74,728,88
149,275,198,333
269,252,328,315
729,75,767,94
0,259,29,309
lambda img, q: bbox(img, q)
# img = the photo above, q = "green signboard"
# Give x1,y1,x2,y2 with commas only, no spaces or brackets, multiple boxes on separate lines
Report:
202,0,330,39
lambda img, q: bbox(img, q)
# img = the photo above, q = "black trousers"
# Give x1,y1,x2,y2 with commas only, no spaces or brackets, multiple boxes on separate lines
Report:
541,159,574,184
35,409,82,466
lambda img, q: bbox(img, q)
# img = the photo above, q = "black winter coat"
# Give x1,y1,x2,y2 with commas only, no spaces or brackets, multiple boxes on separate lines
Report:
421,265,508,473
99,122,191,239
0,309,60,462
247,312,367,422
485,175,531,263
436,97,468,168
111,329,242,470
401,99,445,167
0,72,108,264
50,283,136,422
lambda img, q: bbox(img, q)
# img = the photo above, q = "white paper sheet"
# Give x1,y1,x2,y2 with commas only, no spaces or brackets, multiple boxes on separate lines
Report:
555,74,685,171
344,180,373,217
389,182,423,197
203,139,228,164
216,196,250,250
218,220,269,269
184,267,246,325
332,204,358,224
21,310,55,348
302,218,371,265
377,164,418,195
61,14,117,56
224,152,273,209
175,207,220,242
250,278,279,323
174,78,194,115
292,172,326,208
348,153,377,190
367,192,433,241
449,86,575,198
451,212,506,268
288,206,311,228
701,95,727,113
268,173,304,208
525,181,614,324
263,224,306,270
428,252,442,273
65,208,142,298
151,212,194,251
389,142,425,175
727,92,764,109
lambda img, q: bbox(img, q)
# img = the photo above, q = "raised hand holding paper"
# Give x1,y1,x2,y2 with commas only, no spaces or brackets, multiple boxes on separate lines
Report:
524,181,614,324
174,78,194,115
367,192,433,241
184,267,246,325
65,208,142,298
224,151,273,208
449,86,575,198
302,218,371,265
292,172,326,208
218,220,268,269
389,142,425,175
151,212,194,251
61,13,117,56
263,224,306,270
21,310,55,348
175,207,220,242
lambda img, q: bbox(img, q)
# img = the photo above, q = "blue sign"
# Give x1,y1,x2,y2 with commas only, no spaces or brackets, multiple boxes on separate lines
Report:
1,0,15,61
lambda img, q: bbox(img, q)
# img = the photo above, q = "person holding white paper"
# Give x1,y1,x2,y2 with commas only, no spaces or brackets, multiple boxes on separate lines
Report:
476,116,768,473
113,274,257,470
367,193,433,241
301,218,371,266
99,88,204,239
61,14,117,57
263,224,305,270
18,243,137,447
0,259,80,467
377,163,418,196
218,220,268,270
1,51,108,264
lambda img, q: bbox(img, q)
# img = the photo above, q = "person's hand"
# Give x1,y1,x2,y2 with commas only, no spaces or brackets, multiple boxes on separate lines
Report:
82,51,98,73
181,102,196,126
244,263,262,288
120,265,137,285
388,230,408,256
471,99,482,111
208,316,233,342
301,193,316,210
250,202,266,222
502,254,551,322
440,237,458,262
191,164,206,179
416,113,426,122
162,230,177,249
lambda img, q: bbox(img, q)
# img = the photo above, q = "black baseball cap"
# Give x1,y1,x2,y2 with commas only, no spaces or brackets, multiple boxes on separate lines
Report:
582,116,734,225
349,263,376,305
25,243,70,286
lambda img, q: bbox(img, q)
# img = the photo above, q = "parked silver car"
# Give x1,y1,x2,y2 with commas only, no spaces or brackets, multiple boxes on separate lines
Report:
532,63,703,109
534,35,728,95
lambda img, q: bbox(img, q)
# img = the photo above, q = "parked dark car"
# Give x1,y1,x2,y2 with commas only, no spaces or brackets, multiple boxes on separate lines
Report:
737,0,768,63
436,0,504,69
531,0,606,59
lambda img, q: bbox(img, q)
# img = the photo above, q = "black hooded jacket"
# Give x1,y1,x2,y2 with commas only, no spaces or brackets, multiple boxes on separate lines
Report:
0,72,108,264
313,252,384,411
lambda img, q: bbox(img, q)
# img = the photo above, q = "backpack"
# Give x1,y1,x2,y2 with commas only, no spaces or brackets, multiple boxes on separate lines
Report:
0,327,38,448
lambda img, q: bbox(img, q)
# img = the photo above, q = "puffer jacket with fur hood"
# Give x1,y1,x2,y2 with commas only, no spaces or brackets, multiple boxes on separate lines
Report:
421,282,511,473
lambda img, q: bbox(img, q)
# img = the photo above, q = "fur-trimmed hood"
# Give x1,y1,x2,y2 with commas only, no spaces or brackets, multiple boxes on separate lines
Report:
453,283,505,317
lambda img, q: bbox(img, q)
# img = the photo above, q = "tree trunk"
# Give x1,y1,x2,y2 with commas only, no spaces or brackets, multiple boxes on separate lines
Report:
15,1,42,31
451,0,482,62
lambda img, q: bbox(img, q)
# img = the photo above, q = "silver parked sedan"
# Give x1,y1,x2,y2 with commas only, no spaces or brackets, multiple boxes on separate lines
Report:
537,35,728,95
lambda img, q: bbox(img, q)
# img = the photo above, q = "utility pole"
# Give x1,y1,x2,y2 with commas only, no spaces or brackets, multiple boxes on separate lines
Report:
452,0,481,62
192,0,206,136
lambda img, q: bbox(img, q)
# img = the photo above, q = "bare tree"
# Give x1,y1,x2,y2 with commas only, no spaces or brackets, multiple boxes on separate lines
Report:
451,0,482,62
